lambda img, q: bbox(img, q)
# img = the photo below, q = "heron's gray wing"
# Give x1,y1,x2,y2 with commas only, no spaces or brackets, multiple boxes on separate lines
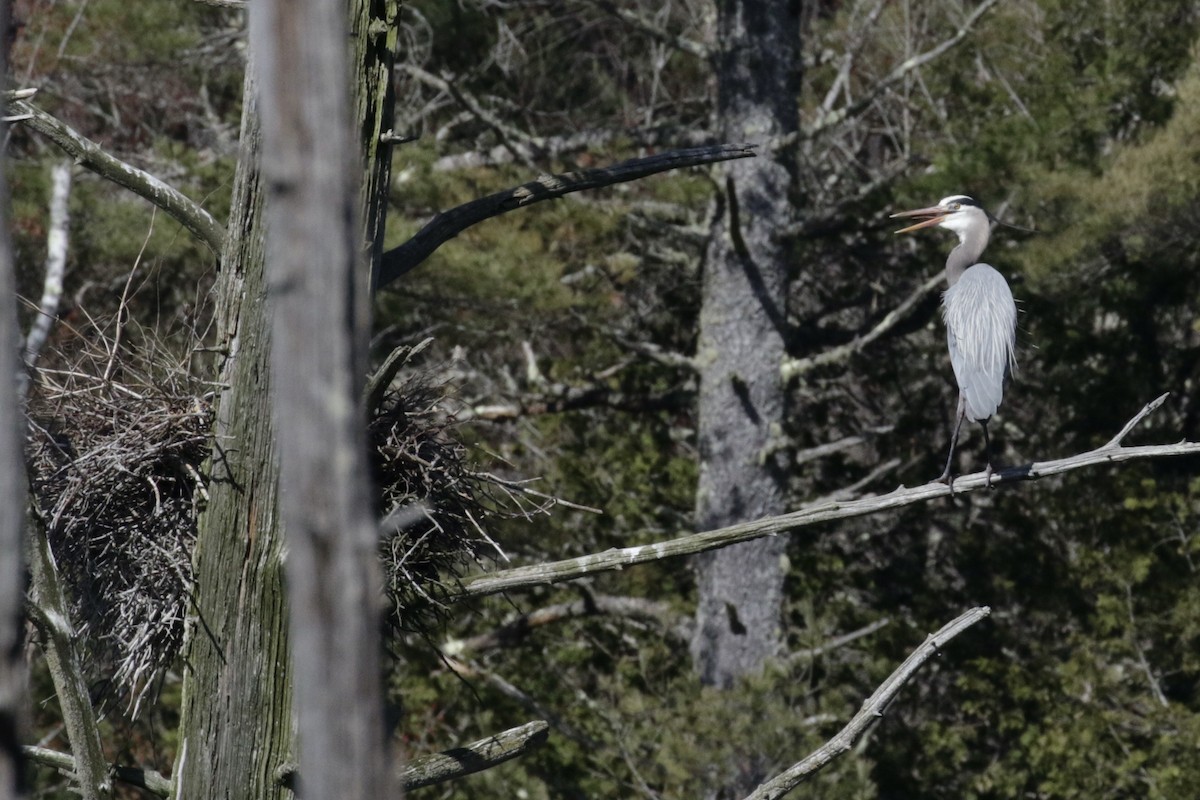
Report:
942,264,1017,422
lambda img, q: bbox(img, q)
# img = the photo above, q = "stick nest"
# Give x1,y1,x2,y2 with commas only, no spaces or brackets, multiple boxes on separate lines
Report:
27,339,210,715
369,342,549,630
25,334,525,714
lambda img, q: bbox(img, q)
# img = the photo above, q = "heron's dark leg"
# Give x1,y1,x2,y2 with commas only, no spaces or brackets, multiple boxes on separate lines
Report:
937,394,967,488
981,420,994,488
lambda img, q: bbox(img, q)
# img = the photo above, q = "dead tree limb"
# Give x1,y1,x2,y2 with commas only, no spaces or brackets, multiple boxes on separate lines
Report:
745,607,991,800
376,143,757,289
788,618,890,664
443,593,686,657
21,746,171,798
456,394,1199,599
25,517,111,800
781,273,941,383
10,97,225,255
400,720,550,790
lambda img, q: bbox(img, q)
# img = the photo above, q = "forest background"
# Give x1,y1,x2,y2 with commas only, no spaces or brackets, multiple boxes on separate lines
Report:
4,0,1200,798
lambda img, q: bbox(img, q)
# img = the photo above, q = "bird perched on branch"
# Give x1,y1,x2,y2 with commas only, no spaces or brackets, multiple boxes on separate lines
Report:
892,195,1017,487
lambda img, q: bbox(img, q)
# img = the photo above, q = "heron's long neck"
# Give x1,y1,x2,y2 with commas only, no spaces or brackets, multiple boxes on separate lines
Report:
945,228,989,286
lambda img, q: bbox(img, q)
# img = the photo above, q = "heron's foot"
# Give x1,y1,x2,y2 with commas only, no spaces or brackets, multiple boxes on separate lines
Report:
935,469,956,493
984,463,995,489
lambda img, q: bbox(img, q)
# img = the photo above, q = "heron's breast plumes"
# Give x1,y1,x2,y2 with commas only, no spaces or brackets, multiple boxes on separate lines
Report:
942,263,1018,422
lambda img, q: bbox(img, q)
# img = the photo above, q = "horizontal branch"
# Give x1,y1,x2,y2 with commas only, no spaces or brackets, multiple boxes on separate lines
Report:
401,720,550,790
376,143,757,289
456,396,1199,598
11,97,225,255
443,593,685,657
792,426,894,467
745,607,991,799
22,746,172,798
463,386,693,422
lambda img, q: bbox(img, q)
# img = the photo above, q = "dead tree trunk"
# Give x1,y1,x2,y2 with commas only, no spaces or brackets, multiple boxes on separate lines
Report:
0,81,28,800
690,0,799,689
173,73,294,800
173,2,398,797
251,0,392,794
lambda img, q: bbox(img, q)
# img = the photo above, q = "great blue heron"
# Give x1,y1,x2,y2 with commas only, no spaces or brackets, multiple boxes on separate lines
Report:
892,195,1017,486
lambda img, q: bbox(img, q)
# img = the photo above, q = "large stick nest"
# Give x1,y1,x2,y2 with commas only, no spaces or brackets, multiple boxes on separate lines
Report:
26,331,524,714
27,336,209,714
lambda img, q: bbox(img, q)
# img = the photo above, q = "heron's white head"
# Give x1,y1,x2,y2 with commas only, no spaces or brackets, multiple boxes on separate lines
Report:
891,195,989,242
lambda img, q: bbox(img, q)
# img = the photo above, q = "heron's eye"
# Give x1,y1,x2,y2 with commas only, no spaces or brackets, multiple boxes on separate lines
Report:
948,202,961,211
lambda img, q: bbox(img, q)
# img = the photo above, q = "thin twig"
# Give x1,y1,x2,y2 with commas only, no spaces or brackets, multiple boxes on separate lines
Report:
782,0,1003,144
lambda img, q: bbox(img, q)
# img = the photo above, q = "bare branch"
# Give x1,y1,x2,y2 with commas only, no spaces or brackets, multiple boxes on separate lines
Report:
401,720,550,790
11,99,225,255
462,386,692,422
456,398,1200,599
444,657,595,746
376,143,757,289
364,337,433,412
793,426,894,467
609,333,699,371
26,514,112,799
443,593,686,657
789,618,890,664
782,272,941,383
1105,393,1169,448
23,161,72,370
596,0,710,59
781,0,1002,145
811,457,905,504
399,65,539,169
745,607,991,799
21,746,171,799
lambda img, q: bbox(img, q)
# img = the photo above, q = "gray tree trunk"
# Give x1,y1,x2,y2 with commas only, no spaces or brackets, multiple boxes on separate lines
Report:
0,51,28,798
690,0,799,689
173,74,295,800
252,0,390,795
173,3,397,797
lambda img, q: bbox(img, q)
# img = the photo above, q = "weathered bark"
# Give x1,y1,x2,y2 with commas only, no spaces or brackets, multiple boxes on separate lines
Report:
252,0,391,795
173,73,295,800
174,3,398,796
0,41,28,799
690,0,799,689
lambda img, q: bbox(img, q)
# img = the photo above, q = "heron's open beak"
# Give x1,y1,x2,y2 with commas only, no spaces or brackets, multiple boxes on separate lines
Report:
890,206,947,234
